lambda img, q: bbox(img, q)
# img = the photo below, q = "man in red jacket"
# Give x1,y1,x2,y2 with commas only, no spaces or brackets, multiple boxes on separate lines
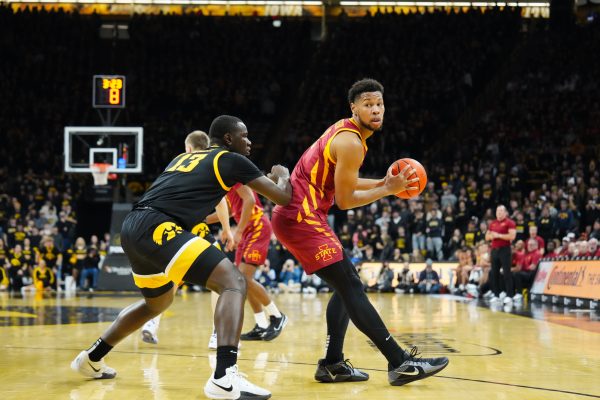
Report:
485,205,516,304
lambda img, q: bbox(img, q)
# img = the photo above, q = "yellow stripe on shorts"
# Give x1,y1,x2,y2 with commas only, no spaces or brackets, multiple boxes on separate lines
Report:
132,272,171,289
165,237,211,284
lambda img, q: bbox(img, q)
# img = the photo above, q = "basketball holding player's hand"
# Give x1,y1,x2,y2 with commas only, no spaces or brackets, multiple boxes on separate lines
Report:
384,164,419,196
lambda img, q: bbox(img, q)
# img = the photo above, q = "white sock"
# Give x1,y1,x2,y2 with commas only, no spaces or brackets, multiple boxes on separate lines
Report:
144,314,161,334
264,302,281,318
255,312,269,329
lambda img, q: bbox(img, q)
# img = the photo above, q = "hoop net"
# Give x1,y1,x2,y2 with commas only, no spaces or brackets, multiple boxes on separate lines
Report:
90,163,111,186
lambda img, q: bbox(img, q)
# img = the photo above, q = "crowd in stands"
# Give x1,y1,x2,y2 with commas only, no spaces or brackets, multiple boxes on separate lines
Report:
1,6,598,301
0,173,109,292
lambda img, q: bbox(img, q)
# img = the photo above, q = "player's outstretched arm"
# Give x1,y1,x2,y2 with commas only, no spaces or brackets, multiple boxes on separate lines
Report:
234,185,256,243
333,132,417,210
356,177,384,190
247,167,292,206
205,197,229,225
215,198,235,251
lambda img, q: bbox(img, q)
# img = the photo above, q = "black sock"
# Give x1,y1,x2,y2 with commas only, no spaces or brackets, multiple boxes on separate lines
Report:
381,338,405,369
324,335,344,364
215,346,238,379
87,338,113,362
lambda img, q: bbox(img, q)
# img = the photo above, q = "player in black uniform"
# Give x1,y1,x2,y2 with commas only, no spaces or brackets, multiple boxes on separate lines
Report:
140,130,235,345
71,115,291,400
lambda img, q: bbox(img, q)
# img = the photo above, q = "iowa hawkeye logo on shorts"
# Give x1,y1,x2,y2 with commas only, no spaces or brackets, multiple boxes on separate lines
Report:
191,222,211,238
315,244,337,262
152,222,183,245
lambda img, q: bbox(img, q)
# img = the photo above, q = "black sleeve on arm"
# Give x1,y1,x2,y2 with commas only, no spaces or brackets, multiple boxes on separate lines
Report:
218,152,264,188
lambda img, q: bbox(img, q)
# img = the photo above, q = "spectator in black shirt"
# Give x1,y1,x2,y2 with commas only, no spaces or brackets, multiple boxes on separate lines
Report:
537,207,555,242
80,247,101,292
411,210,426,261
425,209,443,261
455,201,469,232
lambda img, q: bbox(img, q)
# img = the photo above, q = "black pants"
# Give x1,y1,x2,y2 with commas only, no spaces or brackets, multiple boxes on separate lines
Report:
491,246,514,297
315,255,404,367
513,270,536,294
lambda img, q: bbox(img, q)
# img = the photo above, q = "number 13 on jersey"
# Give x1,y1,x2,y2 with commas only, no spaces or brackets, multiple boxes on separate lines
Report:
166,153,208,173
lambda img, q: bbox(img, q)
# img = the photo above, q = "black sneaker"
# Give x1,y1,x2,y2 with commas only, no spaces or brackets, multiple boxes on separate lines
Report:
315,358,369,383
240,324,267,341
261,313,288,341
388,346,449,386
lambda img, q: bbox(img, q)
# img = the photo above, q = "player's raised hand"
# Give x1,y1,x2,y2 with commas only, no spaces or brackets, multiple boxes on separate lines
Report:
383,164,419,196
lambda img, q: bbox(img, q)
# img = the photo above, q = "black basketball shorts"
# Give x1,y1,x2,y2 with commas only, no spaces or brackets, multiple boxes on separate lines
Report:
121,208,226,297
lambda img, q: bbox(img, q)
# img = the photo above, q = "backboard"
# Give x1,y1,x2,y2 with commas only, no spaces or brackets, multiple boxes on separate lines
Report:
64,126,143,173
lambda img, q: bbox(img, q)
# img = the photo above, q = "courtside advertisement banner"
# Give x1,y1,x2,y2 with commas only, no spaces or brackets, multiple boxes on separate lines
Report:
542,260,600,300
531,260,553,294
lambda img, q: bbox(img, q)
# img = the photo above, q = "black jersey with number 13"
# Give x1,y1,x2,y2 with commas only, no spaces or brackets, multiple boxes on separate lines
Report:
136,145,262,231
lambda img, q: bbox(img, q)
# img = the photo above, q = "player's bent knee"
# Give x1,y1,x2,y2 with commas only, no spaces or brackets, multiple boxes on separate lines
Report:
205,259,247,295
144,287,175,314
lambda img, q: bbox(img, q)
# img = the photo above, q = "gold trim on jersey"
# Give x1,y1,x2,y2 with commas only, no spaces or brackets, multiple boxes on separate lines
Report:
213,150,231,191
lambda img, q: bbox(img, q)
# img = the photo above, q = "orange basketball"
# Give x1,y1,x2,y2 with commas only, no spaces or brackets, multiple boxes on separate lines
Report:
390,158,427,199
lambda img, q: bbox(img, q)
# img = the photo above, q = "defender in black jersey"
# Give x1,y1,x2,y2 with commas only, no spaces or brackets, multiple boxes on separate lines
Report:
72,115,292,400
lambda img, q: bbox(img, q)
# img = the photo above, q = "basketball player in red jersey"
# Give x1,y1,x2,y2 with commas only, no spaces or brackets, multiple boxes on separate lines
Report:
222,184,287,341
271,79,449,386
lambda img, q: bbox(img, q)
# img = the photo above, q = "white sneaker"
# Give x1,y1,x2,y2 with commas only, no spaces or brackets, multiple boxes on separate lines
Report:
513,294,523,303
489,296,501,304
208,332,242,350
499,291,507,300
141,319,159,344
71,351,116,379
503,296,513,304
204,365,271,400
483,290,494,299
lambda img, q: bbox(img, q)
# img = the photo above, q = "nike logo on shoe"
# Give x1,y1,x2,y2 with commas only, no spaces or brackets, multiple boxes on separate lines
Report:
398,368,419,376
326,368,337,381
88,362,100,373
213,381,233,392
385,335,392,341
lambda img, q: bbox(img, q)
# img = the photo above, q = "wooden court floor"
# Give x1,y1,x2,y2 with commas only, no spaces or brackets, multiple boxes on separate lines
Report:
0,291,598,400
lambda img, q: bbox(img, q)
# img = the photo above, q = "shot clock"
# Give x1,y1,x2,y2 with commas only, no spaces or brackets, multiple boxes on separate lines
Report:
93,75,126,108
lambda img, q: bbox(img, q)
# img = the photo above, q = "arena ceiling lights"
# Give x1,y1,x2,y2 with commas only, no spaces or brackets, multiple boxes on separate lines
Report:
340,1,549,6
5,0,322,4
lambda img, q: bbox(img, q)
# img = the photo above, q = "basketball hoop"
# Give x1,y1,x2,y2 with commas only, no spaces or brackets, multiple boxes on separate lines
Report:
90,163,111,186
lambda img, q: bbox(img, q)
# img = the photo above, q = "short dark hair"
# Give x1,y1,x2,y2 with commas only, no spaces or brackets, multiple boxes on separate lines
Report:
209,115,243,141
348,78,384,104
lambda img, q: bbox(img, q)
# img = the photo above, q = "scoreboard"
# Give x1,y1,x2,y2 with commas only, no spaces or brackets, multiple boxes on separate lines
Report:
93,75,126,108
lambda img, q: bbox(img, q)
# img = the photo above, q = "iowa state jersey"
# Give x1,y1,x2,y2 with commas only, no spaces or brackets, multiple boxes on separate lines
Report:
274,118,367,222
226,183,270,234
137,145,263,231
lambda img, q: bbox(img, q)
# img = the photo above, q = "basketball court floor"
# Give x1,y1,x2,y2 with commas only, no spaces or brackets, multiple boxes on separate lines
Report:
1,291,598,399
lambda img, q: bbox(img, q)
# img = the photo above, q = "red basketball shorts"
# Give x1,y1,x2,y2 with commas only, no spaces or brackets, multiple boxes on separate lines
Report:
235,218,272,266
271,210,343,274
